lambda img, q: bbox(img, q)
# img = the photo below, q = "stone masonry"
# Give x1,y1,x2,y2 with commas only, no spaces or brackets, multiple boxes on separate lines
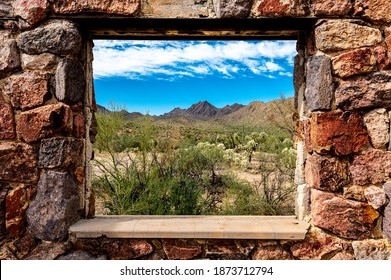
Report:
0,0,391,260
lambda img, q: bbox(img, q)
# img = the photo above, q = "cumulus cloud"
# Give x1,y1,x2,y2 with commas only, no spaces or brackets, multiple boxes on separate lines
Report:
93,40,296,80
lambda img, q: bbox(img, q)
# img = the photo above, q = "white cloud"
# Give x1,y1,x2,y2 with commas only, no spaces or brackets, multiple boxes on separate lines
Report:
93,40,297,80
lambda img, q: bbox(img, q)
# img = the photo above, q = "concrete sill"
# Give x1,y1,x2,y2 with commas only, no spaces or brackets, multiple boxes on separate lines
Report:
70,216,310,240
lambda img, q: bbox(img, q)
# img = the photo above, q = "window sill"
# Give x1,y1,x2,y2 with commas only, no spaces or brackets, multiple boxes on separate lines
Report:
69,215,310,240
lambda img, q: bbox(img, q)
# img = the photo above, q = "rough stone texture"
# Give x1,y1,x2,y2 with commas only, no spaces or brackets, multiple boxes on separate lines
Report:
72,238,153,259
251,0,307,17
5,186,28,237
336,72,391,110
311,0,352,16
16,103,72,143
73,112,85,138
25,242,66,260
374,45,390,70
386,27,391,52
26,171,80,241
295,184,311,220
305,56,333,111
384,182,391,241
213,0,251,18
0,31,21,78
344,185,367,202
305,154,351,192
54,0,140,16
350,150,391,185
290,228,348,260
0,0,12,17
21,53,59,72
0,143,38,183
363,108,390,149
293,54,305,95
310,111,368,156
38,137,83,169
352,239,391,260
55,59,86,104
332,48,376,78
252,245,294,260
58,251,107,260
142,0,209,18
364,186,387,210
0,94,16,140
5,71,50,110
13,0,50,26
162,239,202,260
18,20,82,55
206,240,255,259
13,233,36,259
311,189,380,240
330,252,355,260
315,20,382,52
354,0,391,23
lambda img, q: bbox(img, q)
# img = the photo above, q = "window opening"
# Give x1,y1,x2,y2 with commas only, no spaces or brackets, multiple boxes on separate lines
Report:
92,40,297,216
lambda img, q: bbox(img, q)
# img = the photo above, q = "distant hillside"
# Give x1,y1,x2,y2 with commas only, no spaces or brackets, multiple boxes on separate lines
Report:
162,101,244,119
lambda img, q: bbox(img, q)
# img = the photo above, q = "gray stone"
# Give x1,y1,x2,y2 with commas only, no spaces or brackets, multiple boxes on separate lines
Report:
18,20,82,55
363,108,390,149
315,20,382,52
213,0,252,18
336,72,391,110
55,59,86,104
0,31,21,78
305,56,333,111
25,242,66,260
39,137,84,169
58,251,107,260
27,170,80,241
384,182,391,241
352,239,391,260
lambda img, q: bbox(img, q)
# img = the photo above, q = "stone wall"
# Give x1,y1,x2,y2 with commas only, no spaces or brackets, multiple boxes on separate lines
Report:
1,0,391,260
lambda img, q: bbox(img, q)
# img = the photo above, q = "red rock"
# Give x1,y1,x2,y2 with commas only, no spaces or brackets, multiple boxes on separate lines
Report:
0,142,38,183
54,0,140,16
332,48,376,78
310,111,368,156
0,94,15,140
251,0,307,17
162,239,202,260
330,252,355,260
13,0,49,25
383,182,391,241
74,167,84,184
73,112,85,138
350,150,391,185
6,71,50,110
252,245,294,260
5,186,28,237
354,0,391,23
13,233,36,259
291,228,348,260
16,103,72,143
311,0,352,16
335,72,391,110
304,119,312,153
25,242,66,260
102,239,153,260
311,189,379,240
206,240,255,259
374,45,390,70
385,27,391,52
305,154,351,192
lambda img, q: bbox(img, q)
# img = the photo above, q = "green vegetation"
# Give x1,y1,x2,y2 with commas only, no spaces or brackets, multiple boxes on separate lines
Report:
93,100,296,216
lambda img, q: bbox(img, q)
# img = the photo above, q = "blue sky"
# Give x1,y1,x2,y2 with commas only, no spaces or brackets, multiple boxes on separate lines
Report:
93,40,297,115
